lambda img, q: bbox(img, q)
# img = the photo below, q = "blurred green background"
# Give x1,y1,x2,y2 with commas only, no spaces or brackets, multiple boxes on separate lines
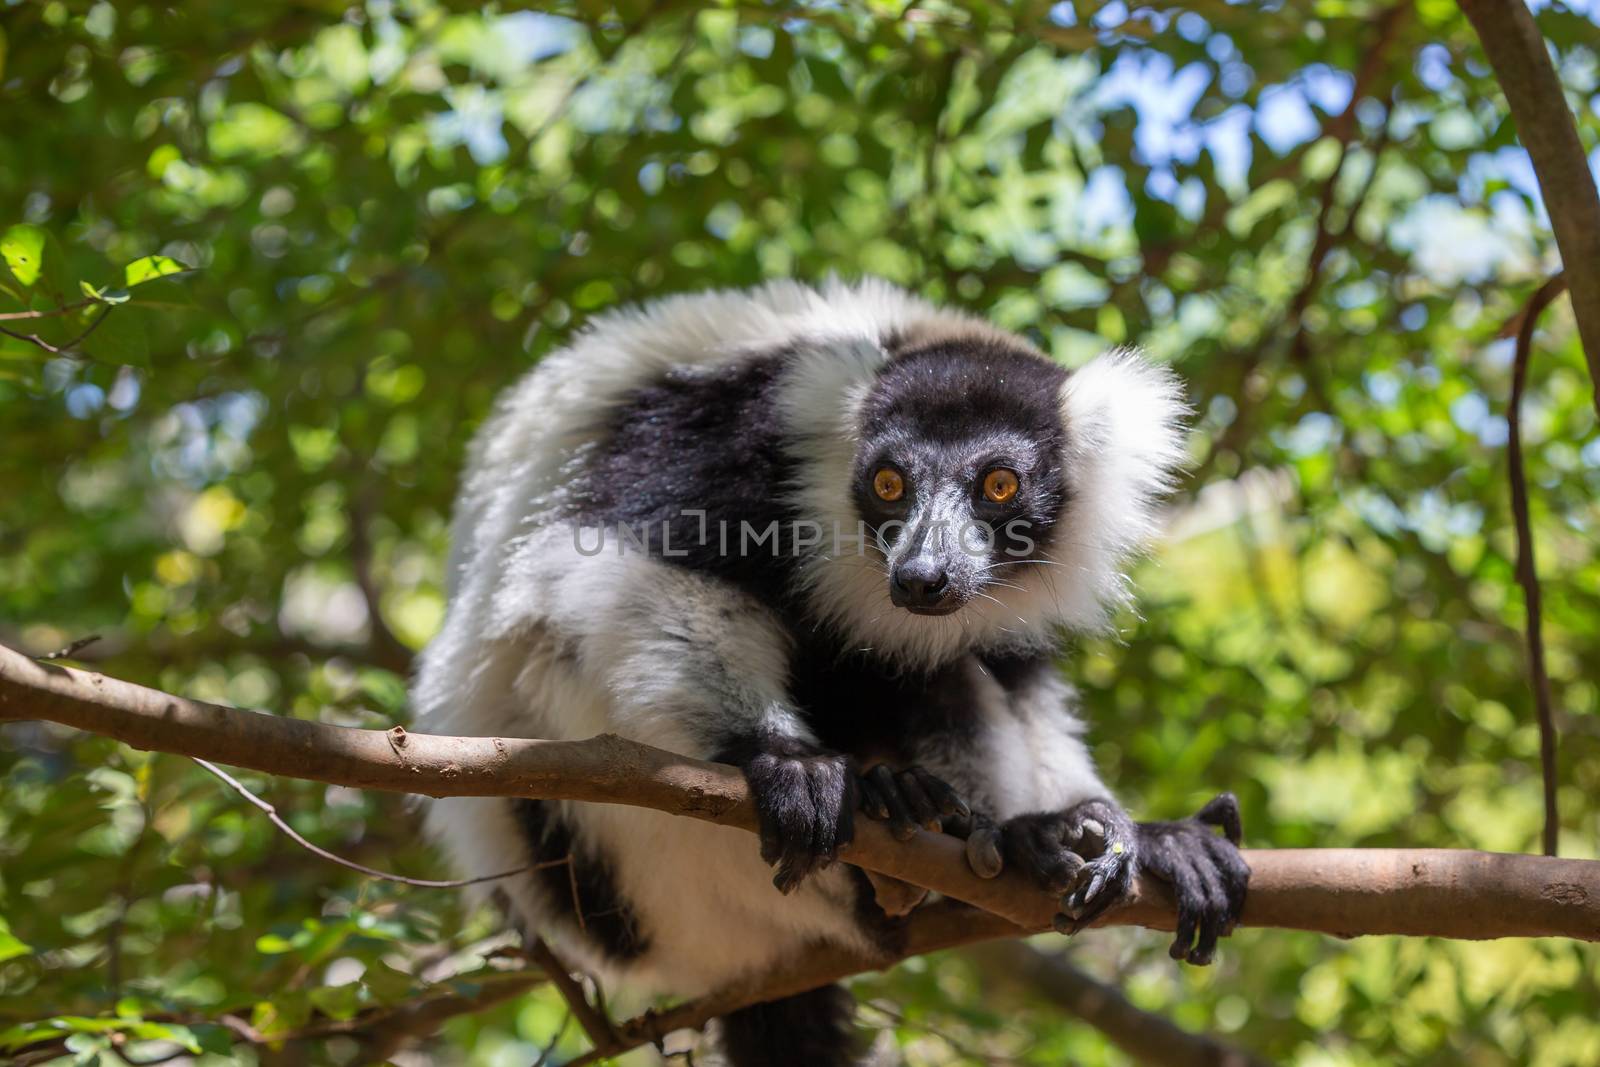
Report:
2,0,1598,1063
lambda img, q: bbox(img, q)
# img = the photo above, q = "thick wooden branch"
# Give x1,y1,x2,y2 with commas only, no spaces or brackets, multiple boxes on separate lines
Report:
966,941,1272,1067
1458,0,1600,413
2,641,1598,950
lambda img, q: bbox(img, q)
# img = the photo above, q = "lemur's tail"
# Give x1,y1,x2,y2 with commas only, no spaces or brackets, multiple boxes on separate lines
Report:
719,983,859,1067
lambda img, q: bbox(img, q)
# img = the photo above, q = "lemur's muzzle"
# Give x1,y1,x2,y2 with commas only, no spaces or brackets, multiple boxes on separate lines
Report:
890,554,967,615
890,556,950,611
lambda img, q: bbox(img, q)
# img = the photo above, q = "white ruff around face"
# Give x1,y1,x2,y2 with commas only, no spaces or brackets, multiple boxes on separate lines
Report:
780,341,1189,672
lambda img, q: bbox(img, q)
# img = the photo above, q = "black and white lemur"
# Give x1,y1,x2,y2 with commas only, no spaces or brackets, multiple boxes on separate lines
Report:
413,278,1249,1065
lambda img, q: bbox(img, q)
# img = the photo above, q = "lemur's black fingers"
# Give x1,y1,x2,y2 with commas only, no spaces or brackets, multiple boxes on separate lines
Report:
1212,835,1252,934
1002,813,1091,895
809,763,855,865
767,768,819,893
1187,876,1229,966
1195,792,1243,846
895,770,942,830
856,773,890,821
1166,859,1202,962
867,764,919,841
942,809,975,839
965,817,1003,879
910,766,969,819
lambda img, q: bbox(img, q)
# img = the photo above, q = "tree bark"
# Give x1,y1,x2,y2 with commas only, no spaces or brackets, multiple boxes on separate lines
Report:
3,641,1597,946
1458,0,1600,414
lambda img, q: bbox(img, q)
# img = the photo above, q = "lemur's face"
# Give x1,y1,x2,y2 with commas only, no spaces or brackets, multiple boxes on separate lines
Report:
853,343,1070,616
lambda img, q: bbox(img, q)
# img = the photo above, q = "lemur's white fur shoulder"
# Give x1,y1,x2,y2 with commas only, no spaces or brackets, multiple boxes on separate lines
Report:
412,278,1187,995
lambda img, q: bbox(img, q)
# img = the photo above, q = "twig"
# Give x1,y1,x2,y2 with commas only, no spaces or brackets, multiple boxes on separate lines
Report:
354,969,550,1060
0,304,113,360
861,1000,1024,1065
0,298,98,321
532,1011,574,1067
1503,273,1570,857
37,634,102,660
523,937,619,1053
1189,9,1406,485
1286,93,1395,365
59,304,114,351
191,757,568,888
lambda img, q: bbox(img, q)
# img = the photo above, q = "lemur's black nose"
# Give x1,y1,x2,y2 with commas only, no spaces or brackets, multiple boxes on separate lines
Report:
891,558,949,608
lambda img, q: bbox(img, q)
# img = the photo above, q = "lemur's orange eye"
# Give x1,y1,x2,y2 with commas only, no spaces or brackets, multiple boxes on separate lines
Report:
873,468,905,502
982,469,1020,504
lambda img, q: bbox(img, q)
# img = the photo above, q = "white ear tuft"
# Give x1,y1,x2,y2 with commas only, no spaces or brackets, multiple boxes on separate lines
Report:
1053,349,1190,623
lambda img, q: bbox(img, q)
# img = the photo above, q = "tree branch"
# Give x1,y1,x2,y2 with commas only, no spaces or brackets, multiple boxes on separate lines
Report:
1458,0,1600,415
3,641,1597,948
1503,273,1570,856
965,941,1272,1067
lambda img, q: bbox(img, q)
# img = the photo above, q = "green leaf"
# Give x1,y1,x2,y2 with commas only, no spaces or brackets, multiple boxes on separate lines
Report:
0,1023,62,1052
0,927,31,963
254,932,296,954
1,224,45,287
79,280,131,306
126,1022,202,1053
0,917,28,967
123,255,186,287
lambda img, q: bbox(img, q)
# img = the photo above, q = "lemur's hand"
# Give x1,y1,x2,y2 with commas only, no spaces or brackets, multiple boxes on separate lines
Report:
968,793,1248,965
856,764,970,842
742,740,856,894
986,800,1139,929
1135,792,1250,965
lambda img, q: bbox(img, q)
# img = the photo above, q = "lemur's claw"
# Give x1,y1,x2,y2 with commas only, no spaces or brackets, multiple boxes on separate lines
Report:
857,764,969,841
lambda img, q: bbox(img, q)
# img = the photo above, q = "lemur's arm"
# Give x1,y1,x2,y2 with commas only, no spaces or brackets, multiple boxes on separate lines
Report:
526,534,856,892
891,653,1249,963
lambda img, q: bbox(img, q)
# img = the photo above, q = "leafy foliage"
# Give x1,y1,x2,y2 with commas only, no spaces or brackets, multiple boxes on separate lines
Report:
2,1,1597,1064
